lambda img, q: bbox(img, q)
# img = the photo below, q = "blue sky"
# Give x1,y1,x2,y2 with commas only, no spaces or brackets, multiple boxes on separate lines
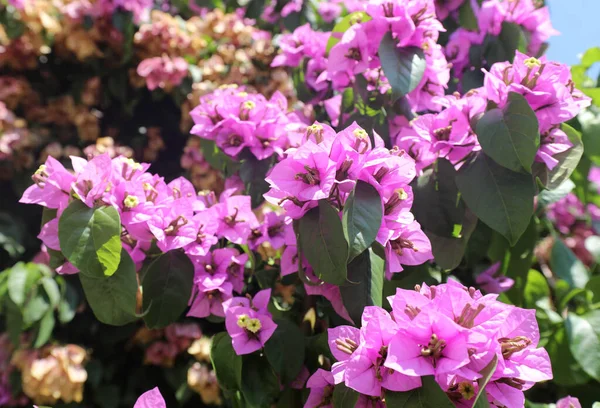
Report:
545,0,600,66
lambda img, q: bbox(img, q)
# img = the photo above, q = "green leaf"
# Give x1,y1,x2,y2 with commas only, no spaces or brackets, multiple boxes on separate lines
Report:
340,244,384,325
565,312,600,381
476,92,539,173
58,282,78,324
264,319,305,384
239,154,272,209
484,22,526,66
427,209,478,271
7,262,40,307
550,237,590,289
537,179,575,207
458,0,478,30
23,296,50,325
379,32,426,102
332,383,359,408
241,353,280,408
579,108,600,161
456,152,535,245
472,355,498,408
6,298,23,345
142,250,194,329
298,201,349,285
210,332,242,391
502,217,538,306
58,201,122,277
342,180,383,261
326,12,371,53
586,275,600,302
582,47,600,67
546,325,590,386
523,270,550,309
538,123,584,190
79,249,137,326
40,277,61,308
385,376,454,407
33,310,55,348
412,159,464,238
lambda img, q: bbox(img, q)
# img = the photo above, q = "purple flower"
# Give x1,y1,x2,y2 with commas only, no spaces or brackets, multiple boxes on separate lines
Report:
556,396,582,408
224,290,278,355
134,387,166,408
304,369,334,408
476,262,515,294
212,195,258,244
20,157,74,210
188,274,233,318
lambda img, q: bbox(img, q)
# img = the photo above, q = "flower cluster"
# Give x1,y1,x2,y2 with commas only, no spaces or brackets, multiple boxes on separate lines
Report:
310,280,552,408
223,289,278,355
395,51,591,172
395,90,486,171
265,122,432,276
137,55,189,92
445,0,558,78
132,323,202,368
12,344,88,406
190,85,302,160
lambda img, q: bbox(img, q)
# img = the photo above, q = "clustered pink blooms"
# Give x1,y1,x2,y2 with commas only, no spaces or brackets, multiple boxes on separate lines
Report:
189,85,303,160
223,289,277,355
483,51,591,169
325,0,450,112
264,122,433,277
395,90,486,172
445,0,558,78
18,154,268,311
546,193,586,235
395,51,591,173
61,0,152,23
144,323,202,367
137,55,189,92
307,280,552,408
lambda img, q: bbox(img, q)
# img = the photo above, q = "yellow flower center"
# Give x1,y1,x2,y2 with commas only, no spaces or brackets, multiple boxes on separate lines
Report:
458,382,476,400
237,314,249,328
35,164,47,175
523,57,541,68
308,124,323,132
143,182,152,191
243,100,256,110
246,318,262,333
237,91,248,97
126,158,142,171
124,195,139,209
395,188,408,200
353,129,368,139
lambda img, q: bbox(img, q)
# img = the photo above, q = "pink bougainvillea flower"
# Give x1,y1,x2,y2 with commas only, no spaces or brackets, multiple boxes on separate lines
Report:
304,369,335,408
20,156,74,210
134,387,166,408
556,396,582,408
476,262,515,294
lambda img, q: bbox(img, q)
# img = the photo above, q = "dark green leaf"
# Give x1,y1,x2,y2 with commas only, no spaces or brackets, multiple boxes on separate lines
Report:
565,312,600,381
6,298,23,345
379,32,426,102
23,296,50,325
502,217,538,306
476,92,539,173
58,282,78,324
546,325,589,386
210,332,242,391
240,155,272,209
427,209,478,270
142,250,194,329
484,23,526,66
33,310,55,348
298,201,348,285
332,383,359,408
340,245,384,325
241,353,280,408
537,179,575,207
456,152,535,245
40,277,61,308
472,355,498,408
342,180,383,261
458,0,478,30
550,237,590,288
58,201,122,277
412,159,464,237
385,376,454,407
264,319,305,384
326,12,372,53
543,123,584,189
79,249,137,326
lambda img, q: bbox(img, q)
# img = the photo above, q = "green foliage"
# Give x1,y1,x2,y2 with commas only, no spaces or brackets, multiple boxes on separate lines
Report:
142,250,195,329
332,383,360,408
210,332,243,391
385,376,455,407
342,180,383,261
298,200,349,285
58,200,122,278
379,32,426,102
264,319,306,384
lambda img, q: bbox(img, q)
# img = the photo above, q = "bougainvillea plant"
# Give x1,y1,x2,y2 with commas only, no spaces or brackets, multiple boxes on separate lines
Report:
2,0,600,407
